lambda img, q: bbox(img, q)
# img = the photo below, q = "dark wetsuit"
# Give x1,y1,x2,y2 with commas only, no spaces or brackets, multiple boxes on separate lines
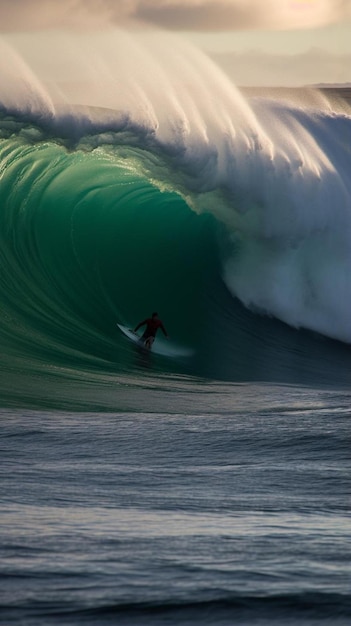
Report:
134,318,168,340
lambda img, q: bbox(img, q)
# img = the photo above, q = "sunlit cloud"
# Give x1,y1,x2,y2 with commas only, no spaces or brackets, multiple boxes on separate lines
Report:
0,0,349,32
136,0,349,31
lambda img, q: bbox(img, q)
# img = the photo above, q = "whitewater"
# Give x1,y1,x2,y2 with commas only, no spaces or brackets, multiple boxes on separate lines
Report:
1,26,350,626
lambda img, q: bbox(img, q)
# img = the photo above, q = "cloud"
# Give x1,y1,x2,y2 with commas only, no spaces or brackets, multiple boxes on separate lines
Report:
0,0,350,32
135,0,350,31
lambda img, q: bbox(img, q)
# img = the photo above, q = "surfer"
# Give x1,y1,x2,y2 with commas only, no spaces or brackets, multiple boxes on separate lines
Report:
133,312,168,349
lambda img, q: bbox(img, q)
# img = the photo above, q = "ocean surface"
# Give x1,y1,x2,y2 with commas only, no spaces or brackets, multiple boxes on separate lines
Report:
1,29,350,625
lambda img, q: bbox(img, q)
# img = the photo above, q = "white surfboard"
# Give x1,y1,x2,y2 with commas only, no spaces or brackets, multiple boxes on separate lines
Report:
117,324,194,358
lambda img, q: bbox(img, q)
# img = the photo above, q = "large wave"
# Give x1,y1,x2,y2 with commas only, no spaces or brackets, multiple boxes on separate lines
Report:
1,28,351,397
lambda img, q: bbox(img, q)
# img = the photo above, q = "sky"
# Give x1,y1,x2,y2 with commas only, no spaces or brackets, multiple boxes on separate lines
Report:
1,0,351,86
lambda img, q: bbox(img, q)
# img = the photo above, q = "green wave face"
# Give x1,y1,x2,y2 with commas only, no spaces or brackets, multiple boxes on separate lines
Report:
0,133,219,375
1,29,351,409
1,115,350,411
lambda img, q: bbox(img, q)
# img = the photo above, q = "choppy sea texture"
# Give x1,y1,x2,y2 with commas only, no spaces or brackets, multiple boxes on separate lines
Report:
1,383,351,625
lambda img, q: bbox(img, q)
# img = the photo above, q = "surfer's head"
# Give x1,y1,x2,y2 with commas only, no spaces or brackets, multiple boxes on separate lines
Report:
152,312,158,318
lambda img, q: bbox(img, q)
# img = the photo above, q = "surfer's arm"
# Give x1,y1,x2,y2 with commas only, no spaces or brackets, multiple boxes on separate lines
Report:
160,323,168,338
134,319,147,332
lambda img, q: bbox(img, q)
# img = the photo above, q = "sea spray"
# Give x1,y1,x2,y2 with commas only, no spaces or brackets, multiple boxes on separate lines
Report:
222,99,351,343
